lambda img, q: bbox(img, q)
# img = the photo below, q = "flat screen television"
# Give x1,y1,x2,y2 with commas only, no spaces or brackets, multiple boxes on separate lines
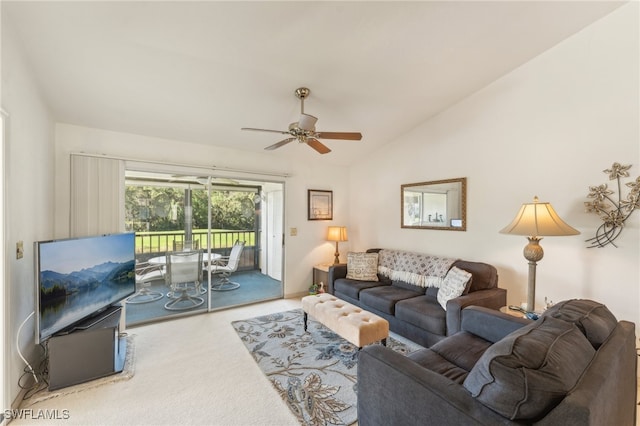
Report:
34,232,136,344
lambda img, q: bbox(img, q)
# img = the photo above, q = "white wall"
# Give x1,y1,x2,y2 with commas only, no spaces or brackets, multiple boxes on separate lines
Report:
350,3,639,325
1,17,55,407
54,124,352,297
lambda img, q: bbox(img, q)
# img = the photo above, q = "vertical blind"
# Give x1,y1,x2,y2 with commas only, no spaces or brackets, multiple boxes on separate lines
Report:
70,154,125,237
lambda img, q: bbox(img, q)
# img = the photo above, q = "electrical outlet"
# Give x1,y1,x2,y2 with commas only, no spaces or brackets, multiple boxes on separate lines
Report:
16,241,24,259
290,228,297,236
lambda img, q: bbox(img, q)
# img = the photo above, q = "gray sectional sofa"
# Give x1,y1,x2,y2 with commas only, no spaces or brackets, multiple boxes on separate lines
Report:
357,300,637,425
327,248,506,347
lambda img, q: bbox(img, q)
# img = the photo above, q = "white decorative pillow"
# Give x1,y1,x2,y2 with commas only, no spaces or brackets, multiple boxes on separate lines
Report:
346,252,379,281
437,266,472,310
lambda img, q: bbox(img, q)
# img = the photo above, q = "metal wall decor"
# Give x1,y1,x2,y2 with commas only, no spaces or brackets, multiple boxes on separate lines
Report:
585,162,639,248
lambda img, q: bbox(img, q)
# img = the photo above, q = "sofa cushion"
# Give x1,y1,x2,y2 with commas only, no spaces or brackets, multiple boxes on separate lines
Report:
429,331,492,373
334,278,386,301
395,296,446,336
359,286,423,315
463,316,595,421
407,349,469,384
345,252,379,281
391,279,427,293
451,260,498,292
541,299,617,349
407,332,492,385
437,266,472,310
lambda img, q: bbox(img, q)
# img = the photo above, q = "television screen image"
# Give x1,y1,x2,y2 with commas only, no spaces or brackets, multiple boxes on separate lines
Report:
35,233,136,343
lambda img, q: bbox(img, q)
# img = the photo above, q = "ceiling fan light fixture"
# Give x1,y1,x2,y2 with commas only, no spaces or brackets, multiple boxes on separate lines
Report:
298,113,317,131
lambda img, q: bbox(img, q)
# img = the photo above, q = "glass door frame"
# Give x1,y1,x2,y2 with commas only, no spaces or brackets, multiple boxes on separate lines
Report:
123,167,285,325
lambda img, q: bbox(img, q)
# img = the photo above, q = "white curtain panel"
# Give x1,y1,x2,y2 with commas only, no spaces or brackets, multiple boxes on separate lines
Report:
70,154,125,237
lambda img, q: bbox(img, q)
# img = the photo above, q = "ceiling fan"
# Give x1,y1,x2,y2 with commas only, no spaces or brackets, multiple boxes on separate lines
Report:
241,87,362,154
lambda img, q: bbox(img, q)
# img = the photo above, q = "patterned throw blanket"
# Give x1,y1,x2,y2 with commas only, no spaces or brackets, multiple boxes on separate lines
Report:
377,249,457,288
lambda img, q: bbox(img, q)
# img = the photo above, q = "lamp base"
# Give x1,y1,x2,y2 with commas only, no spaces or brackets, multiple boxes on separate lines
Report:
523,237,544,314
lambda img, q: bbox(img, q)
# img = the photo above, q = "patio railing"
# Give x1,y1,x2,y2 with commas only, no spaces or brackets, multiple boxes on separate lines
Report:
134,230,258,270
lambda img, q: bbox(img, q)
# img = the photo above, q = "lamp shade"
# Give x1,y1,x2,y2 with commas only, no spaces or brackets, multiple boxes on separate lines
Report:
500,197,579,237
327,226,348,242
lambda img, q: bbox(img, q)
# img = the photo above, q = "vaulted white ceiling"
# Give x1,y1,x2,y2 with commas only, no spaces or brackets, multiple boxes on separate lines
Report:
3,1,623,166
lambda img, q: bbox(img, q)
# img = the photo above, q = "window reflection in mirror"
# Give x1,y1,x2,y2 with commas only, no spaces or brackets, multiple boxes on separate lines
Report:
401,178,467,231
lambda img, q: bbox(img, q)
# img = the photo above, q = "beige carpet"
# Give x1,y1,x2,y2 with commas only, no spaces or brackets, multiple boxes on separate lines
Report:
22,335,136,407
13,298,302,426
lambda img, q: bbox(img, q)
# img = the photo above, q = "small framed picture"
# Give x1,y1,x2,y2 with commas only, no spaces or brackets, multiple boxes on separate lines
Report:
308,190,333,220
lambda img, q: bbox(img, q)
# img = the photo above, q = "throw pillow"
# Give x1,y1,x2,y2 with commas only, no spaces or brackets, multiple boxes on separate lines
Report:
463,316,595,421
437,266,472,310
346,252,379,281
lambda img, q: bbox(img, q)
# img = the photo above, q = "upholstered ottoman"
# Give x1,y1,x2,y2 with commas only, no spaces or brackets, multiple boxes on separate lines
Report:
301,293,389,348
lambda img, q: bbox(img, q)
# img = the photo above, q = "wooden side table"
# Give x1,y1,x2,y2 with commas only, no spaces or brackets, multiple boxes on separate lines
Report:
313,263,346,293
312,263,334,288
500,306,527,318
500,306,539,320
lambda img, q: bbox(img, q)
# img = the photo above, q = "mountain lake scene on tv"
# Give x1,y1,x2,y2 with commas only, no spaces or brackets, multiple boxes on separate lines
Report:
39,235,135,337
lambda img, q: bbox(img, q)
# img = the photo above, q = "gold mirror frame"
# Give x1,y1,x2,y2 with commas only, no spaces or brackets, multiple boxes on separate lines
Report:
401,177,467,231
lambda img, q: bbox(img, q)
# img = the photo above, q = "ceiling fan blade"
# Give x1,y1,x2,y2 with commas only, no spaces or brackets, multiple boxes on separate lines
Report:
316,131,362,140
242,127,290,135
298,113,318,131
306,138,331,154
264,137,296,151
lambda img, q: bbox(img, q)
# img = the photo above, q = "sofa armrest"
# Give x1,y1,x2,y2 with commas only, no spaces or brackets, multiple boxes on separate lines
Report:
459,306,530,343
326,264,347,294
445,288,507,336
358,345,513,426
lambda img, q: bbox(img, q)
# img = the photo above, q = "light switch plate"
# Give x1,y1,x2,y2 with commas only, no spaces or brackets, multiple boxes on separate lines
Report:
16,241,24,259
290,228,297,236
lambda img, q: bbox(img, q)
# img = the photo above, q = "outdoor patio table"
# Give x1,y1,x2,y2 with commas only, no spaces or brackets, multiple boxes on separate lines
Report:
148,252,221,265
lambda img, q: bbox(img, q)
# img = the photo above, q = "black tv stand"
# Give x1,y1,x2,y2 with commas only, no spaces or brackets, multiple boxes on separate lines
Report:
47,305,127,390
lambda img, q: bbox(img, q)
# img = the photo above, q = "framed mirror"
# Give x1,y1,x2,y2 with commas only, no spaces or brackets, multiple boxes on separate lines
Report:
401,177,467,231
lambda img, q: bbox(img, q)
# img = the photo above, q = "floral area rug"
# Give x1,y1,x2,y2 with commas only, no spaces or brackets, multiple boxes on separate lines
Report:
231,309,422,426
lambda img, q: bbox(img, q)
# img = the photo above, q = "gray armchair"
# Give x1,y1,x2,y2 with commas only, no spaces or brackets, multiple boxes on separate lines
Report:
357,303,637,426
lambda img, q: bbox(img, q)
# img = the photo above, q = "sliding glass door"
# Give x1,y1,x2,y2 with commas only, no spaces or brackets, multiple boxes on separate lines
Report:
123,171,284,326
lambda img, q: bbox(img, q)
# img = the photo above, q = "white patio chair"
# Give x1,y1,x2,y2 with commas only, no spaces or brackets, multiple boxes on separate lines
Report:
164,250,205,311
126,261,164,304
205,241,245,291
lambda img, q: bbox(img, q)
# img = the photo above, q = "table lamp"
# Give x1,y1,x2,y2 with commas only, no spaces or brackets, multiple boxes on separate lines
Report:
327,226,348,264
499,196,579,313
